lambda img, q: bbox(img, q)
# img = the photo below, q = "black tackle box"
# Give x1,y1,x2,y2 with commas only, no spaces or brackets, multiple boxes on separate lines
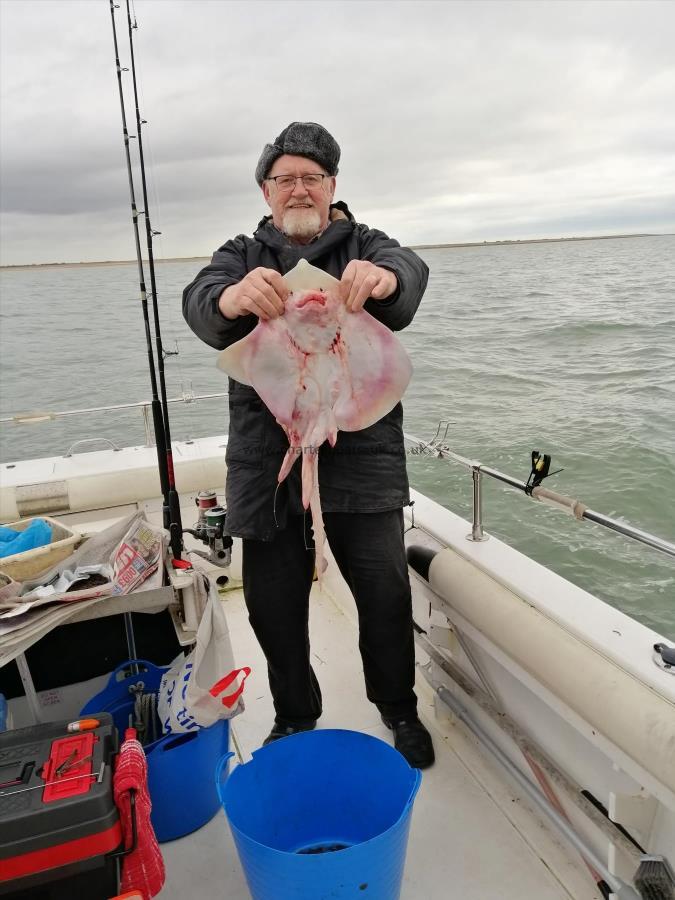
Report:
0,714,121,898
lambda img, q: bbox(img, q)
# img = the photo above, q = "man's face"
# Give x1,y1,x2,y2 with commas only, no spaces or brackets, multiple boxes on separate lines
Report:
262,154,336,243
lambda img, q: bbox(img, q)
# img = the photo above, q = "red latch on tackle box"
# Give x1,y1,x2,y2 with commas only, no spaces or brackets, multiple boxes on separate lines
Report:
41,732,96,802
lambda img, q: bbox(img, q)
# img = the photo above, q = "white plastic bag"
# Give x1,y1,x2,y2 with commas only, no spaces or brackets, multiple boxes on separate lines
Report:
157,580,250,733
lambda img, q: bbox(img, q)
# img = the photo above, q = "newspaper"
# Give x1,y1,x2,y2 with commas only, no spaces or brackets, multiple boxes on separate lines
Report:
0,513,166,665
111,518,163,595
0,574,21,604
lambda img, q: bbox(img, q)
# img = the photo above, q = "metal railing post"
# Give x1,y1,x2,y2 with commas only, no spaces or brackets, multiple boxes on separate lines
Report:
468,466,489,542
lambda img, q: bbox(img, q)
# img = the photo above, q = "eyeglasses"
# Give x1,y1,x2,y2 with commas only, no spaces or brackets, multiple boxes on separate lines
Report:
266,173,328,192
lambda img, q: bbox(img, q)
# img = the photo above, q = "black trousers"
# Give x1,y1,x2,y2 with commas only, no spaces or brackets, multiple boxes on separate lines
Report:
242,509,417,725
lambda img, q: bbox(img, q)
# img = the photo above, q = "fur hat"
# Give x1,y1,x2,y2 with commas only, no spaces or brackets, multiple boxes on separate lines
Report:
255,122,340,186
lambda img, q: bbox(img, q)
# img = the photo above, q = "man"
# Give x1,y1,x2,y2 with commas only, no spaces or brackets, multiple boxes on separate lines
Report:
182,122,433,768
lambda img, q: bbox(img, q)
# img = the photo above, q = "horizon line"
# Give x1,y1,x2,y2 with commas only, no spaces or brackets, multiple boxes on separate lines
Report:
1,232,670,270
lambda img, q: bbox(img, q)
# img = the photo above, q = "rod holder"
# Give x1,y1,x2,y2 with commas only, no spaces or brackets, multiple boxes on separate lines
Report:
141,404,155,447
467,466,489,542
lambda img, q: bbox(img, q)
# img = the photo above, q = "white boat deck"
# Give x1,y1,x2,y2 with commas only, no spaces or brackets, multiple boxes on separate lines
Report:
158,573,597,899
1,496,604,899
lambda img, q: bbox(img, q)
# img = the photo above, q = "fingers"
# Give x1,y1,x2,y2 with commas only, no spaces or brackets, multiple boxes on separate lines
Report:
340,261,396,312
341,260,370,311
350,272,380,312
250,268,287,317
370,269,397,299
263,269,289,306
232,268,287,320
339,260,358,306
239,285,284,321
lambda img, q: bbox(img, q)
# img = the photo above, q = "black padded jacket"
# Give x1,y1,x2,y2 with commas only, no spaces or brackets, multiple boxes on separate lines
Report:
182,203,428,540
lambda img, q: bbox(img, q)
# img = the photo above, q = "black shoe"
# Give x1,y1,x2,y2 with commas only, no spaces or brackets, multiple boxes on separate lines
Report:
382,715,435,769
263,720,317,746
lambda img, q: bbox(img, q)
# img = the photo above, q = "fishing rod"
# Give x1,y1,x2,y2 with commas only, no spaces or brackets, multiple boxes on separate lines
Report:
123,0,184,558
109,0,183,559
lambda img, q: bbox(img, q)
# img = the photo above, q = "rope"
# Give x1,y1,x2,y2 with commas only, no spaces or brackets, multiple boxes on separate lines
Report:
132,690,159,746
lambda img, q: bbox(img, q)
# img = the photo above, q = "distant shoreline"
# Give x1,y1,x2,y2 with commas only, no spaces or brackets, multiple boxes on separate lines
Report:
0,255,212,272
411,232,661,250
0,232,667,270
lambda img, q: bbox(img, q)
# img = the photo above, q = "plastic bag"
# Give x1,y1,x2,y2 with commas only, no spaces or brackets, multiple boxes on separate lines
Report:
0,519,51,558
157,580,250,733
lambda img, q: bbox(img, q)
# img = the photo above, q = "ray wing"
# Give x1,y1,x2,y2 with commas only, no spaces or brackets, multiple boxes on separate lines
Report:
217,319,299,427
331,310,412,431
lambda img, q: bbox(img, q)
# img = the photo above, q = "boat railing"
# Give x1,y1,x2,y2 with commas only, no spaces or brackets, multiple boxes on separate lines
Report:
0,392,230,449
3,400,673,561
404,423,675,561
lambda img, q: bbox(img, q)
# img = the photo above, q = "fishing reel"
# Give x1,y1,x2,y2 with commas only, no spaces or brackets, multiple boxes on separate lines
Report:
184,490,233,569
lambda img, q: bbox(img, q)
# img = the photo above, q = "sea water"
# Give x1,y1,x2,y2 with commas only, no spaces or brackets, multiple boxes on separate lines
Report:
1,235,673,637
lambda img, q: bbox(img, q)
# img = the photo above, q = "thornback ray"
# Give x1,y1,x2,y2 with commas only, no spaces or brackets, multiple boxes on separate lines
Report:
217,259,412,579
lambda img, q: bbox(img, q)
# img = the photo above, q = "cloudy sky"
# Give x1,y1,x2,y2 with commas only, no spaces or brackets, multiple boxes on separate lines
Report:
1,0,674,265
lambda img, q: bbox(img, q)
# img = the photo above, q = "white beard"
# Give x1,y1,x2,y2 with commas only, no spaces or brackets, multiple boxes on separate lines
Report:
282,207,322,241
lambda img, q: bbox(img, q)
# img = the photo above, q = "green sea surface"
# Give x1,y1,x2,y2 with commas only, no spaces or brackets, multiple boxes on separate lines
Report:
1,235,673,637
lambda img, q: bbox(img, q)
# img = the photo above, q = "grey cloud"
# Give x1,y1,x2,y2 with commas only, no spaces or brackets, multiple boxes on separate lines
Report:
1,0,674,264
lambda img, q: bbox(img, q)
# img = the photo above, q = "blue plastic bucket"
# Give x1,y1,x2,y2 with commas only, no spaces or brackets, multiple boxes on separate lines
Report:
216,729,421,900
145,717,230,841
81,659,230,842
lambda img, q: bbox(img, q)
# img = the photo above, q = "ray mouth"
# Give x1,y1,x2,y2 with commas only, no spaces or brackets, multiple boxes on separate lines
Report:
296,292,327,309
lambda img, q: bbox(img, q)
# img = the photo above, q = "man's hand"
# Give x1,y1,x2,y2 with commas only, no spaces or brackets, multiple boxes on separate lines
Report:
340,261,398,313
218,268,287,321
